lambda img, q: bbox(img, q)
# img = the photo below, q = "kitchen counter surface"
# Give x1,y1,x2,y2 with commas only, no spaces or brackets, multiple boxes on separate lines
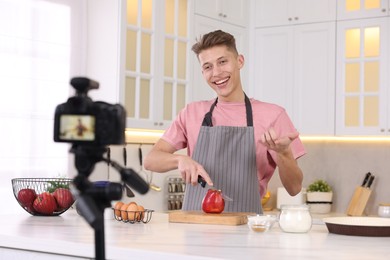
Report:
0,209,389,259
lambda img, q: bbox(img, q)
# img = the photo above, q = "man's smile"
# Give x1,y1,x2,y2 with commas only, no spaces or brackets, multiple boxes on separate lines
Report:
213,76,230,86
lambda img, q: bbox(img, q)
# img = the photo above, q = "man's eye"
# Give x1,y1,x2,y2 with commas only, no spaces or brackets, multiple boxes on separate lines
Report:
203,65,211,70
219,59,227,64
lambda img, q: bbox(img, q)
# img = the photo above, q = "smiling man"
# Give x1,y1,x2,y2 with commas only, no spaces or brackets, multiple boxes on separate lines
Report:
144,30,305,214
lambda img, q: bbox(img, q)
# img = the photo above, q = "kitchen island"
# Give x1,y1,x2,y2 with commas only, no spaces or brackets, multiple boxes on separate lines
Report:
0,209,389,259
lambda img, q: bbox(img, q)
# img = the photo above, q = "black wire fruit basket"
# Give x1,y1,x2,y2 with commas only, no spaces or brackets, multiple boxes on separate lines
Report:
11,178,75,216
112,207,154,224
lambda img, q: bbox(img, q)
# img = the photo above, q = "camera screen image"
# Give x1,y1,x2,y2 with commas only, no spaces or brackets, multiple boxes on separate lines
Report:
59,115,95,141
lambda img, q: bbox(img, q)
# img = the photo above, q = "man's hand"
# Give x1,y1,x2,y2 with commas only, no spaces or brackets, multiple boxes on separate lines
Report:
177,155,213,187
260,127,299,154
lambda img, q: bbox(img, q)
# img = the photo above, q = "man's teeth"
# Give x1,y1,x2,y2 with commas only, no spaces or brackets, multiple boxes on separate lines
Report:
215,78,229,85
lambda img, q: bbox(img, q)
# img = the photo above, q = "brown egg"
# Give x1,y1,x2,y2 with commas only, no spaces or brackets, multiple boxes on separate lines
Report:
120,203,129,220
114,201,124,218
126,203,139,221
137,205,145,221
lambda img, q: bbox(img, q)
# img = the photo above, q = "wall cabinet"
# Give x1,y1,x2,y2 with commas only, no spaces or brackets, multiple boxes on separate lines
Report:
255,0,336,28
190,15,248,102
120,0,191,130
85,0,191,130
336,17,389,135
337,0,390,20
254,22,336,135
194,0,247,27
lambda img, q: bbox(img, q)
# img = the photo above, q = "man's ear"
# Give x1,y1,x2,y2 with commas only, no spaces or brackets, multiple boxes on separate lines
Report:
237,54,244,69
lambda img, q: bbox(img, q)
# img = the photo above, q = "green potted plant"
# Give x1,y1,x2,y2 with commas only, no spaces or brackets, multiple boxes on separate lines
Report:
306,179,333,214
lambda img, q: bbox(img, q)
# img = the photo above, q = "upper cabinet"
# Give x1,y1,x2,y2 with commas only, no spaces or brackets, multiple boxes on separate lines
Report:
254,22,336,135
255,0,336,28
337,0,390,20
335,17,390,135
194,0,248,27
120,0,191,130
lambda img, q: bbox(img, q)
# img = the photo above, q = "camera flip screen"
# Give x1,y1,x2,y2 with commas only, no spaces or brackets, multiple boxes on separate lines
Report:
59,115,95,141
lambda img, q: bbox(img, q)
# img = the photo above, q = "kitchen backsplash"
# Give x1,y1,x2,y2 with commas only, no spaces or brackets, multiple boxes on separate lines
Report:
82,140,390,215
268,140,390,216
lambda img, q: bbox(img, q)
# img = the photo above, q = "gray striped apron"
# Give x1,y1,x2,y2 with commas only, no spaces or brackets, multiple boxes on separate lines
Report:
182,94,262,214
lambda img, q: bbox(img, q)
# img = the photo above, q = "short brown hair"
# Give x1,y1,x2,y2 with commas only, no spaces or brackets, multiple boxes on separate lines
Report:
191,30,238,57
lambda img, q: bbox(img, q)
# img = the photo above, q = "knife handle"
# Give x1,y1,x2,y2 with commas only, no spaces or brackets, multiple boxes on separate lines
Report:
366,175,375,189
198,175,206,188
361,172,371,187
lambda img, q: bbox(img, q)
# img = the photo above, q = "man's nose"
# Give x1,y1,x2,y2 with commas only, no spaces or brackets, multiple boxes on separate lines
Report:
211,65,222,76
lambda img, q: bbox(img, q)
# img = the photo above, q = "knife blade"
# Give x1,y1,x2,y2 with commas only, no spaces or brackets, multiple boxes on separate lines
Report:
361,172,371,187
197,175,233,201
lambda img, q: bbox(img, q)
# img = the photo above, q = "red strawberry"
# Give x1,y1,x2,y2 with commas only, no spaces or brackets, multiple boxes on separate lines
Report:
53,188,74,210
33,192,57,215
17,188,37,209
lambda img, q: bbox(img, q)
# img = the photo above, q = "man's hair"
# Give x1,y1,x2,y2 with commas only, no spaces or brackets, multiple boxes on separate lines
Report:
191,30,238,57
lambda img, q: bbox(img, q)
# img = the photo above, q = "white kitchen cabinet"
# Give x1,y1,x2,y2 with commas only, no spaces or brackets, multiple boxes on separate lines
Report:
85,0,122,104
335,17,390,135
194,0,248,27
120,0,192,130
255,0,336,28
254,22,336,135
337,0,390,20
190,15,249,102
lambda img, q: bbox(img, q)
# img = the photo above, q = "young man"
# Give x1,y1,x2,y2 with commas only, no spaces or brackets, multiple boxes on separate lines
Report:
144,30,305,213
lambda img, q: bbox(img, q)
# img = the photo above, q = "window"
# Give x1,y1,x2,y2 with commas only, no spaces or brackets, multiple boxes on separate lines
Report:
0,0,85,212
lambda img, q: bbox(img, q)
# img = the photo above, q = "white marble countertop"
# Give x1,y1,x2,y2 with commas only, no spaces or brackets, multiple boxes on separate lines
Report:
1,209,390,259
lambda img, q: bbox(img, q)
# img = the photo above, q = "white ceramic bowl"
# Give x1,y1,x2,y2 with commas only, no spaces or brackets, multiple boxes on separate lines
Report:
247,214,277,233
378,203,390,218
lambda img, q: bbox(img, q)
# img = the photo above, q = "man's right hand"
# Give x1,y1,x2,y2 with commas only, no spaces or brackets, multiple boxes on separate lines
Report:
177,155,213,187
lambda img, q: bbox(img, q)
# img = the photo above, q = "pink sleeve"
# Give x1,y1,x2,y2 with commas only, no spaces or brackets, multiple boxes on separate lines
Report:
161,110,188,151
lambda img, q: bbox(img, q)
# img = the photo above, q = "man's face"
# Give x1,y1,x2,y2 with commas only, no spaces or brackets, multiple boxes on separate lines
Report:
198,45,244,102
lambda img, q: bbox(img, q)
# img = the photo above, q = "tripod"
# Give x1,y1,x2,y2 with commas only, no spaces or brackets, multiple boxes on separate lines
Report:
71,145,149,260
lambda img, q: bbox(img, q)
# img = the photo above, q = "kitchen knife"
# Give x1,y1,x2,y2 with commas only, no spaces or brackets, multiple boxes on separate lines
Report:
198,175,207,188
197,175,233,201
361,172,371,187
366,175,375,189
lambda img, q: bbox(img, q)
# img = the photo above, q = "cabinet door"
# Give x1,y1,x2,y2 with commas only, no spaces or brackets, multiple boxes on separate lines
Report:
122,0,191,130
336,18,389,135
190,15,248,102
293,22,336,135
255,0,336,28
194,0,247,27
337,0,389,20
254,23,336,135
254,26,294,116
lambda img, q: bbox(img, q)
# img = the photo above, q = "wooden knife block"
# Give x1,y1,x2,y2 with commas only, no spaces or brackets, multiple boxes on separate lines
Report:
346,186,372,216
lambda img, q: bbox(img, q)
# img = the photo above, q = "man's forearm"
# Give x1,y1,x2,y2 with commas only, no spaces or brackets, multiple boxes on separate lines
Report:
277,149,303,196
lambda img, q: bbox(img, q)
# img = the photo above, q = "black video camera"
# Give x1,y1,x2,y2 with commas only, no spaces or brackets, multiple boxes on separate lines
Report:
53,77,126,146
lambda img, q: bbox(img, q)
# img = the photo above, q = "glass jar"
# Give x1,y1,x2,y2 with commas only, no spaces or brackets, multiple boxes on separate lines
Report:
278,204,312,233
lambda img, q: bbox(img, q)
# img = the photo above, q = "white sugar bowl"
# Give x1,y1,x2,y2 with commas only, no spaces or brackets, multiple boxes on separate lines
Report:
378,203,390,218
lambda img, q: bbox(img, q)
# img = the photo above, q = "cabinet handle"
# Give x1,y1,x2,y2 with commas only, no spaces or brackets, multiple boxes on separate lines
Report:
288,17,292,21
380,129,385,132
294,17,299,20
219,13,223,17
382,8,386,12
159,122,163,126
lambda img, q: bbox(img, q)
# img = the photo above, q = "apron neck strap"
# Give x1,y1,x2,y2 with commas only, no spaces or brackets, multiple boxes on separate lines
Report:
202,93,253,127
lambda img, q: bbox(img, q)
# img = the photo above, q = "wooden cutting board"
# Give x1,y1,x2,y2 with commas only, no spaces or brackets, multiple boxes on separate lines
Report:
168,211,253,226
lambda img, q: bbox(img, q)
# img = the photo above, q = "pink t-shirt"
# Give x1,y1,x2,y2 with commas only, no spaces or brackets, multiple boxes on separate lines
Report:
162,98,306,197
